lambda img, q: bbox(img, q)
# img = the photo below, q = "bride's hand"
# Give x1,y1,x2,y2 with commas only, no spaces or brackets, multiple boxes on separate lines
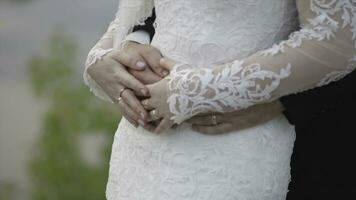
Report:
142,58,285,135
141,58,177,134
141,78,174,134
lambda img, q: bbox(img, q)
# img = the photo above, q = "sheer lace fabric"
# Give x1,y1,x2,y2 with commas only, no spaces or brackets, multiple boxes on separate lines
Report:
166,0,356,124
83,21,116,102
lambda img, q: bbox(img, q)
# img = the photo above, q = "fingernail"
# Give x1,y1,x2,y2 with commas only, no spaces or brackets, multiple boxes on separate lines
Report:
140,89,148,96
138,119,145,126
162,70,169,76
136,61,146,69
140,112,146,120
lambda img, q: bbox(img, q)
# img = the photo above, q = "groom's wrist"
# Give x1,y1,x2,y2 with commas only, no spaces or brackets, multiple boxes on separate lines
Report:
125,30,151,45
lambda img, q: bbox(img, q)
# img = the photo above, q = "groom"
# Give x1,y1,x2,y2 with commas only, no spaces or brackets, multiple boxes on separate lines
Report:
94,11,356,200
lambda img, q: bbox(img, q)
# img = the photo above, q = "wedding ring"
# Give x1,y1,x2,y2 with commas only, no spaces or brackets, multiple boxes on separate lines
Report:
119,87,127,98
115,96,122,102
114,87,127,103
150,109,159,120
211,113,218,125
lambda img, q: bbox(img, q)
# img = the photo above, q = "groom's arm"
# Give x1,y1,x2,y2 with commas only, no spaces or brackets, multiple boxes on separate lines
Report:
132,9,156,42
125,9,172,84
122,9,156,45
123,9,155,45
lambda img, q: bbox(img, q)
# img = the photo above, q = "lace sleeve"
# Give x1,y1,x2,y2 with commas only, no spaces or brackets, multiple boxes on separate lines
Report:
167,0,356,124
83,21,117,102
83,0,154,102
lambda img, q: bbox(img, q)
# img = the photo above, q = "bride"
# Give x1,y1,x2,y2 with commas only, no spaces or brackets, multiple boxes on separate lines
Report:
84,0,356,199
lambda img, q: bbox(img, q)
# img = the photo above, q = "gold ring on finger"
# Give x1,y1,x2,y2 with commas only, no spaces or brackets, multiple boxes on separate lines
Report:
114,87,127,103
114,96,122,103
150,109,159,120
119,87,127,98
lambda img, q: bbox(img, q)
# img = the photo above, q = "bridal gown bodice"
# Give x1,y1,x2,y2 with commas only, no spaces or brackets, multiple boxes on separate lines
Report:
106,0,297,199
151,0,297,68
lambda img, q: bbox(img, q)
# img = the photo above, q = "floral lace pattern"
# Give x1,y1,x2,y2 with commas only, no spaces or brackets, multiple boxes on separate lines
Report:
83,21,116,102
168,62,292,124
262,0,356,55
152,0,298,67
166,0,356,124
317,57,356,87
107,116,295,200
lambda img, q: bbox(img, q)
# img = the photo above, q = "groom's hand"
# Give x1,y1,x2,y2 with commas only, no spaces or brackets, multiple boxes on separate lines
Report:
123,42,164,85
187,101,285,135
116,42,167,83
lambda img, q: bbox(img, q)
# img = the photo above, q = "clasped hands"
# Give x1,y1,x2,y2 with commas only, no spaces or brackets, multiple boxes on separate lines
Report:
87,41,284,134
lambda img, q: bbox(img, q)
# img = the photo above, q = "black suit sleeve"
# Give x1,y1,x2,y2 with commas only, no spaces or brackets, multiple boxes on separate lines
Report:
133,9,156,41
281,90,325,126
280,96,301,125
280,70,356,127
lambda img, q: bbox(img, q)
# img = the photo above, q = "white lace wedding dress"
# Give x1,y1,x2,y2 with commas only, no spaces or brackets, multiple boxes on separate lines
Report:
106,0,297,199
84,0,356,199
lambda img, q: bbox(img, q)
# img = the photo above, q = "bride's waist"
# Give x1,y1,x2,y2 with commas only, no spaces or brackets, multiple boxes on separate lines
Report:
116,114,293,144
151,31,268,67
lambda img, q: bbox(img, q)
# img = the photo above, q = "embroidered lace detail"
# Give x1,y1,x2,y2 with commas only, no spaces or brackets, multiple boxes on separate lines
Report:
262,0,356,56
85,48,114,68
167,62,292,124
107,117,295,200
166,0,356,124
317,56,356,86
83,47,114,102
261,28,333,56
112,0,154,49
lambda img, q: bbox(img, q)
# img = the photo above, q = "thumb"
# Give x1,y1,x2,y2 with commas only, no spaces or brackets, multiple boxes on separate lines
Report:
159,57,176,71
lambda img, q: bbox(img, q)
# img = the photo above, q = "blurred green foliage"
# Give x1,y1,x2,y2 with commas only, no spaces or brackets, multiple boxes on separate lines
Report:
28,31,120,200
0,182,16,200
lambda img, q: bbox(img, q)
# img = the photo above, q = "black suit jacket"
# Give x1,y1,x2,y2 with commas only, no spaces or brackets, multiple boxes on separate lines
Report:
281,71,356,200
134,11,356,200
